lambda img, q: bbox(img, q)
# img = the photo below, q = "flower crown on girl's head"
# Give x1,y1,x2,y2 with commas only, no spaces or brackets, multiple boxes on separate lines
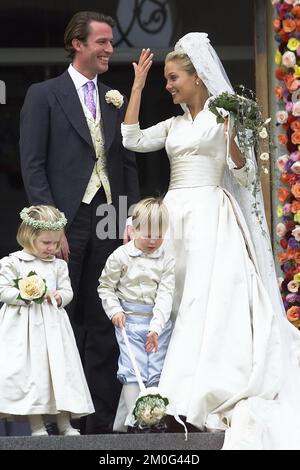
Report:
19,207,67,231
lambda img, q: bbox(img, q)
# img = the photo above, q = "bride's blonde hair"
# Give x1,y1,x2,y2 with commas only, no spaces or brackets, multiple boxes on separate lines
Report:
165,50,196,75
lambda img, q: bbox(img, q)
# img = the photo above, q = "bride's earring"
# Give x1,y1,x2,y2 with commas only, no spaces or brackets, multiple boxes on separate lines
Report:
196,80,200,85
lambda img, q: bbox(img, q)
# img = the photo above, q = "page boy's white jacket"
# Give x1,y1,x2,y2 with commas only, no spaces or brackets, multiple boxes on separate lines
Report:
98,240,175,335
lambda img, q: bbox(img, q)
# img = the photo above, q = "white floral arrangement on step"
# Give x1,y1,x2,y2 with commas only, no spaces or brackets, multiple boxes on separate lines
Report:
133,387,169,427
14,271,47,304
105,89,124,109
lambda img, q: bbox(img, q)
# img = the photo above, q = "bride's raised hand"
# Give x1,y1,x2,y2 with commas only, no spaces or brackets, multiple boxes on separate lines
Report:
132,48,153,90
125,48,153,124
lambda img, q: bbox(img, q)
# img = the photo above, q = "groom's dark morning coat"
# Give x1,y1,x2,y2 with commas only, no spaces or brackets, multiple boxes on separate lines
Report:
20,71,139,227
19,70,140,433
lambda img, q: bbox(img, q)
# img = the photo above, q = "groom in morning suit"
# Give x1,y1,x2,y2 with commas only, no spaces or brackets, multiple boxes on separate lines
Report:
19,11,140,434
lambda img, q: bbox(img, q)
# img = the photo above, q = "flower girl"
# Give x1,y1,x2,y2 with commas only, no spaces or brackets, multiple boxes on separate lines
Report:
0,205,94,436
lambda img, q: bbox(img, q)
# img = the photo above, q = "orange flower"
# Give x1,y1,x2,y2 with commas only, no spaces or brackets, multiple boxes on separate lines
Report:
278,252,289,264
283,19,296,33
287,248,298,261
283,174,299,185
296,18,300,32
287,306,300,323
275,85,284,100
278,134,288,145
284,74,300,92
277,187,291,203
291,130,300,144
291,183,300,199
281,174,290,184
291,200,300,213
291,120,300,131
292,6,300,18
287,249,300,264
273,18,281,32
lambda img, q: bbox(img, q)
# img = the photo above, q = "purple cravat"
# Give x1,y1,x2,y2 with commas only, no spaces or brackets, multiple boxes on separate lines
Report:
84,81,96,119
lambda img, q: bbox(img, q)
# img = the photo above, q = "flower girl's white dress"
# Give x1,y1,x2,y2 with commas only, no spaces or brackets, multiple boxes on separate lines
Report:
122,103,300,449
0,250,94,418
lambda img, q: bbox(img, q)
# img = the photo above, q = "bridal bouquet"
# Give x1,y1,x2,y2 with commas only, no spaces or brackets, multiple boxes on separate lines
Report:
208,87,271,157
14,271,47,304
133,387,169,427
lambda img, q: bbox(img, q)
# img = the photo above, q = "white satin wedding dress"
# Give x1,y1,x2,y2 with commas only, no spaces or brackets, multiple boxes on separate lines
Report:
122,102,300,449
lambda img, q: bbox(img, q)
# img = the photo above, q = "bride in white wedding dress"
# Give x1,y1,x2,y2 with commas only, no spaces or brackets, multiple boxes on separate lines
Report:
121,33,300,449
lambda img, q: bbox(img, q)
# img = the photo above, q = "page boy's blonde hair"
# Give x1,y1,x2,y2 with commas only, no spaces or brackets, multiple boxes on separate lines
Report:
132,197,169,238
17,205,66,253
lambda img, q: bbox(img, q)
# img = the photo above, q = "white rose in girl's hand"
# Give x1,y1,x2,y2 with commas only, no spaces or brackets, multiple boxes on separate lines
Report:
105,89,124,109
15,271,47,303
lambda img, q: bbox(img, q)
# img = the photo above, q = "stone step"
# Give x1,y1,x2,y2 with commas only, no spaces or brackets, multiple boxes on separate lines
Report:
0,432,224,450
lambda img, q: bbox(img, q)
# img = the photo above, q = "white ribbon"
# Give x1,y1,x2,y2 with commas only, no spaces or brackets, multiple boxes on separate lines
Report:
122,326,187,439
121,327,146,392
47,293,59,310
174,414,188,441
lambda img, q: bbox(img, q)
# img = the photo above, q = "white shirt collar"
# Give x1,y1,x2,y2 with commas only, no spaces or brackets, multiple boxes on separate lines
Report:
126,240,163,259
68,64,98,91
10,250,55,262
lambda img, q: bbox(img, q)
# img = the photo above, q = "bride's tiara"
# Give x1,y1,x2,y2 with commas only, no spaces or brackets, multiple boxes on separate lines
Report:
20,207,67,231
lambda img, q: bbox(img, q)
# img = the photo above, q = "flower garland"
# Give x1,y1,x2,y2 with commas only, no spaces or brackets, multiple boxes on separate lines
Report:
273,0,300,327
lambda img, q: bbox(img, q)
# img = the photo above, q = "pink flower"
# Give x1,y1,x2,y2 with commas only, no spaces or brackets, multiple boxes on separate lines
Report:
276,222,287,237
285,101,294,112
283,203,292,215
276,110,289,124
287,306,300,323
293,101,300,116
290,151,300,161
292,225,300,240
276,155,289,172
282,51,296,67
291,161,300,174
287,280,299,292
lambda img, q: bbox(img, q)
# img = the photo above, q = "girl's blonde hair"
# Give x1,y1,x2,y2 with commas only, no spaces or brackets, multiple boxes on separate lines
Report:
165,50,196,75
132,197,169,238
17,205,66,253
